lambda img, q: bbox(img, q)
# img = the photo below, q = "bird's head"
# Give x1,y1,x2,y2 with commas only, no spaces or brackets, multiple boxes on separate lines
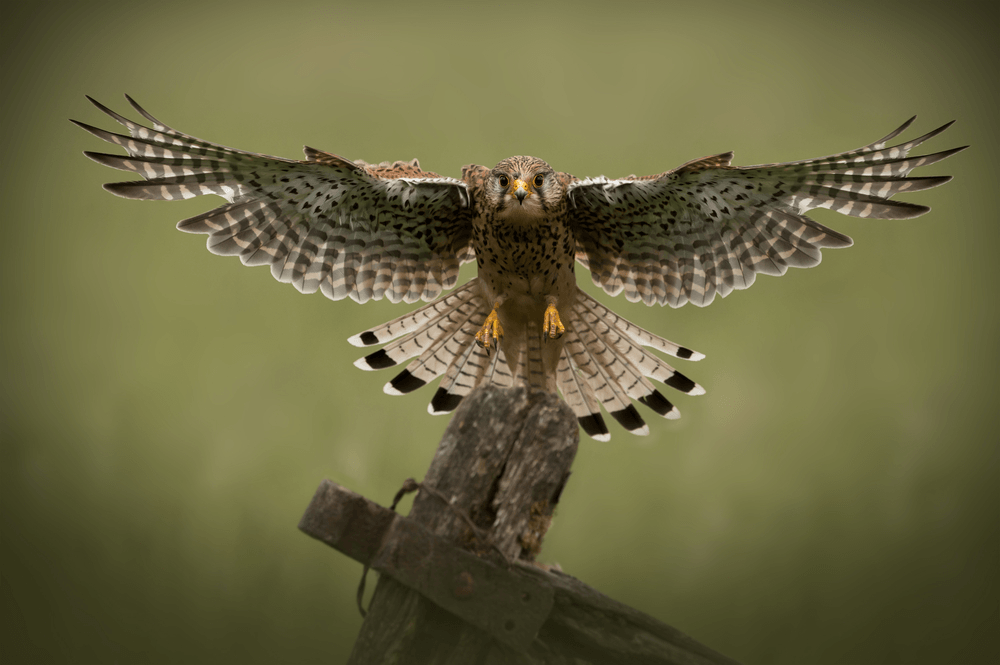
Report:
488,156,563,222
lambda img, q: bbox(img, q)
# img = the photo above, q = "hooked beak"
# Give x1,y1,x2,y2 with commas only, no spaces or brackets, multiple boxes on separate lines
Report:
512,179,530,204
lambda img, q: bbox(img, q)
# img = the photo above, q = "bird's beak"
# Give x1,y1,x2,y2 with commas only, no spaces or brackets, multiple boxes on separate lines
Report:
512,179,530,204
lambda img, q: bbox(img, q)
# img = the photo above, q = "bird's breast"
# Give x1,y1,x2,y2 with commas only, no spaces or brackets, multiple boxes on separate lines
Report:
472,215,578,317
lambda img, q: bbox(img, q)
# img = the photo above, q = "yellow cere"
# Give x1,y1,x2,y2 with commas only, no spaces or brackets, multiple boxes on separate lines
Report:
512,179,531,197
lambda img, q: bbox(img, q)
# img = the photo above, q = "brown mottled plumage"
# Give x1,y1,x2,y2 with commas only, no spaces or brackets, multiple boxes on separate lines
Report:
466,157,576,392
75,96,966,440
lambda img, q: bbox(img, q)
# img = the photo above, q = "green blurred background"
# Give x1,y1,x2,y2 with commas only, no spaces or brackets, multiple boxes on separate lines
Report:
2,1,996,662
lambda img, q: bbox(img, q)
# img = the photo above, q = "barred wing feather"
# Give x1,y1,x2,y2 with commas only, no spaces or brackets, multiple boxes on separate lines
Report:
568,118,966,308
74,95,475,304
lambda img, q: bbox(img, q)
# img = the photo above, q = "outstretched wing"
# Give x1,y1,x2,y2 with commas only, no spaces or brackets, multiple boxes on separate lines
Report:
568,118,966,307
74,95,475,304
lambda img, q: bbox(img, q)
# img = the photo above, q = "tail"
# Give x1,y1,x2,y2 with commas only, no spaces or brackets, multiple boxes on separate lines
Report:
350,280,705,440
557,289,705,440
350,279,514,406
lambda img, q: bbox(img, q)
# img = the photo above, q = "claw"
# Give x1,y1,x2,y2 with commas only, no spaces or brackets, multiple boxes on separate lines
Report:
543,304,565,340
475,303,504,353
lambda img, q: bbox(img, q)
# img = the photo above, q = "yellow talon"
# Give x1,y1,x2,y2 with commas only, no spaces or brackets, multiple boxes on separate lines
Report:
475,304,504,353
543,304,565,340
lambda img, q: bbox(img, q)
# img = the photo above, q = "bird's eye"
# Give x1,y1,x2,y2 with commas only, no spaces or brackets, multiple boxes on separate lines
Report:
498,175,509,188
533,174,544,188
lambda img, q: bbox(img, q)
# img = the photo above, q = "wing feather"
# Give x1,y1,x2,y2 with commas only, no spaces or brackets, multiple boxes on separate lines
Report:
568,119,966,307
76,96,475,304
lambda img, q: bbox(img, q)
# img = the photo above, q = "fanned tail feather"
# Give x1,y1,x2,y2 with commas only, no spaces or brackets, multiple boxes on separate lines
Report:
561,321,649,436
576,294,704,361
351,281,705,440
557,288,706,438
555,352,609,441
523,319,548,391
574,294,705,397
349,281,480,348
381,305,483,396
351,279,518,416
485,348,515,388
430,330,491,414
353,281,488,393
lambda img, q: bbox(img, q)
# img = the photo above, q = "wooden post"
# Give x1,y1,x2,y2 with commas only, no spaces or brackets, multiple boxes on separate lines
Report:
299,384,739,664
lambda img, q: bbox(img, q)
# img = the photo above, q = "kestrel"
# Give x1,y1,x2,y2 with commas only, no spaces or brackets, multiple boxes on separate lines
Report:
75,96,964,440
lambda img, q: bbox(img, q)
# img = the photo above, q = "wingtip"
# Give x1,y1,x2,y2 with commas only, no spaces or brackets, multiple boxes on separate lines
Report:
892,203,932,220
101,182,134,198
83,151,127,170
870,115,917,148
85,95,120,120
70,118,112,141
896,115,917,134
124,94,162,126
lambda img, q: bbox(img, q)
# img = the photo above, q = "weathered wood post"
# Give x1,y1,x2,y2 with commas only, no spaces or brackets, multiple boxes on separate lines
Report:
299,384,739,663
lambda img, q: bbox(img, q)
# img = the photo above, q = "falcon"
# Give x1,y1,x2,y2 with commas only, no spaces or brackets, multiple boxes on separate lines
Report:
74,96,965,440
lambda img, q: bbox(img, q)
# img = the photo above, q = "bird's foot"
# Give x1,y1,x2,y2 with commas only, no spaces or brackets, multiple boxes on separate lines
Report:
543,304,565,340
475,304,504,353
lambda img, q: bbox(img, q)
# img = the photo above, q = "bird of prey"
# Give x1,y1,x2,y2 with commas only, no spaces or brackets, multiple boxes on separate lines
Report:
74,96,964,441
